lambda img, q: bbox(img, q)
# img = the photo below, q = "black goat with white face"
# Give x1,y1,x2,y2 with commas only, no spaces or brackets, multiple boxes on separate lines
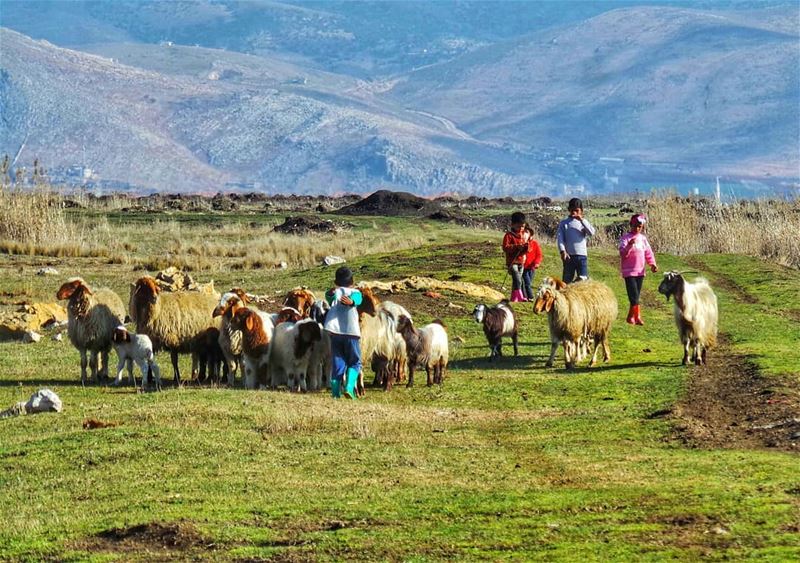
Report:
472,301,518,360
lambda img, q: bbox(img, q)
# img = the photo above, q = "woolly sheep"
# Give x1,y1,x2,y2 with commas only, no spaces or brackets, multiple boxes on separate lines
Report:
533,277,618,369
357,287,410,390
472,301,518,360
56,278,126,385
396,316,449,387
129,276,220,385
658,271,718,365
111,325,161,390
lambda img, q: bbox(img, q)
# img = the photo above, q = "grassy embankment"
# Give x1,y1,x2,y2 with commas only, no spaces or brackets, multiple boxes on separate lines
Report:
0,207,798,561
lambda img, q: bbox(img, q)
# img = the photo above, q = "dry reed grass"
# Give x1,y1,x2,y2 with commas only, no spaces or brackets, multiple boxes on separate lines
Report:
645,194,800,268
0,184,75,246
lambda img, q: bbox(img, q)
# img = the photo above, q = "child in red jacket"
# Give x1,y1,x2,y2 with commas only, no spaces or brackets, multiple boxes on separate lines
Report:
522,224,543,301
502,211,530,302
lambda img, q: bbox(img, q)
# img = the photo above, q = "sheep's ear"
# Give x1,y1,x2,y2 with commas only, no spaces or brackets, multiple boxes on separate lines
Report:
544,295,555,312
245,314,255,332
553,278,567,290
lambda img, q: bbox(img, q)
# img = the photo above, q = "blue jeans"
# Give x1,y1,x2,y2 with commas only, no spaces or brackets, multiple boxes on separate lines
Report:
330,334,361,383
522,268,536,300
562,255,588,283
508,263,524,291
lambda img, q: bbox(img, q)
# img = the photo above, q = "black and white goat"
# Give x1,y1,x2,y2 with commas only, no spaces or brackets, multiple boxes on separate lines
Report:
472,301,518,360
658,271,718,365
269,318,323,392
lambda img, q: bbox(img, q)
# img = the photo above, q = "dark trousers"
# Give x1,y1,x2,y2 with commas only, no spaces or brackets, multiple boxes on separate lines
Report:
562,255,588,283
522,268,536,300
330,334,361,383
624,276,644,305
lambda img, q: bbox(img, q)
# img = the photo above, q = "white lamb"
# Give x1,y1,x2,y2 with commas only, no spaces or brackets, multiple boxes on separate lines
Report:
111,326,162,390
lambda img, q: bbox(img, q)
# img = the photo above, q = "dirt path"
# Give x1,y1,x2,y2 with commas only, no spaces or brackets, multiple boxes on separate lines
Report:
599,254,799,452
667,335,799,453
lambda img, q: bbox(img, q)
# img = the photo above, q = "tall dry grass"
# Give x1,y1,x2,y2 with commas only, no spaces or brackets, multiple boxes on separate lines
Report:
0,184,75,246
644,194,800,269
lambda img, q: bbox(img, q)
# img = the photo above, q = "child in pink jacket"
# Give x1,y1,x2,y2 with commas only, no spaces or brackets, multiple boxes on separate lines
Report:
619,214,658,325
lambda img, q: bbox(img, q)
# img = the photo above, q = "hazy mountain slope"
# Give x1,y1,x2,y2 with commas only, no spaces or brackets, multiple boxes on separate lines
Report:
0,28,544,194
0,28,232,191
384,6,800,176
5,0,784,77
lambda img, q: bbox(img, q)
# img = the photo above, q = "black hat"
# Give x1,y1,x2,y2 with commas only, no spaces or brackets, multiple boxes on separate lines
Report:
568,197,583,210
335,266,353,287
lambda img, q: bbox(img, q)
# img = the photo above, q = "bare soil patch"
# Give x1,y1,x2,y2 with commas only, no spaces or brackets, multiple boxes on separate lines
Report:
642,513,735,554
668,336,799,453
75,521,215,557
271,215,353,235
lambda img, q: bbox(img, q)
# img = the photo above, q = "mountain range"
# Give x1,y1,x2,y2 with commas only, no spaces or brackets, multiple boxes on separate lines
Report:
1,1,797,196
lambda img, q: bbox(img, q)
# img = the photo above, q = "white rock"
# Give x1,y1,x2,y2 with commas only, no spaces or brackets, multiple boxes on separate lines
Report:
323,255,346,266
0,389,62,418
52,333,63,342
22,331,42,343
36,267,59,276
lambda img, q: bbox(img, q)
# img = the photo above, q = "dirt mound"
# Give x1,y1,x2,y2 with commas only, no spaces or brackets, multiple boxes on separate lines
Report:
76,521,213,555
272,215,352,235
485,211,561,237
335,190,443,217
667,335,799,453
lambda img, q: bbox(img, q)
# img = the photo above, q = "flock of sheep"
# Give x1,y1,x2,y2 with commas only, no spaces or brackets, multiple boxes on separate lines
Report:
55,268,719,392
55,277,450,392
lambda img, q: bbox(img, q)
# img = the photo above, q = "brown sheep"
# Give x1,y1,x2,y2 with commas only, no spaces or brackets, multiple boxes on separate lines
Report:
129,276,220,385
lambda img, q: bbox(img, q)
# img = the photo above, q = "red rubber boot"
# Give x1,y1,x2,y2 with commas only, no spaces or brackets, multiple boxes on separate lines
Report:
626,305,636,324
634,304,644,325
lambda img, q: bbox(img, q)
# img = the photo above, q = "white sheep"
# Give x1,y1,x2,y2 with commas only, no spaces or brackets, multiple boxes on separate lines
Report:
533,277,618,369
56,278,126,385
269,318,322,392
396,316,449,386
357,287,410,391
658,271,718,365
472,301,518,360
111,325,162,390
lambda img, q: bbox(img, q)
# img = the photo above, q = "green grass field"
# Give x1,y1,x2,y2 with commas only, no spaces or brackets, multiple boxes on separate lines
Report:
1,214,798,562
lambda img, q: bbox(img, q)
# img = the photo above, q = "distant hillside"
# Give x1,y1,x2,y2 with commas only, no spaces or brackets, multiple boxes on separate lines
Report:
0,28,545,194
384,6,800,178
1,2,798,197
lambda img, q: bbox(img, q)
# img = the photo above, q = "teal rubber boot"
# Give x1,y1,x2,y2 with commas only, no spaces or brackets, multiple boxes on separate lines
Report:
331,378,342,399
344,367,359,399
